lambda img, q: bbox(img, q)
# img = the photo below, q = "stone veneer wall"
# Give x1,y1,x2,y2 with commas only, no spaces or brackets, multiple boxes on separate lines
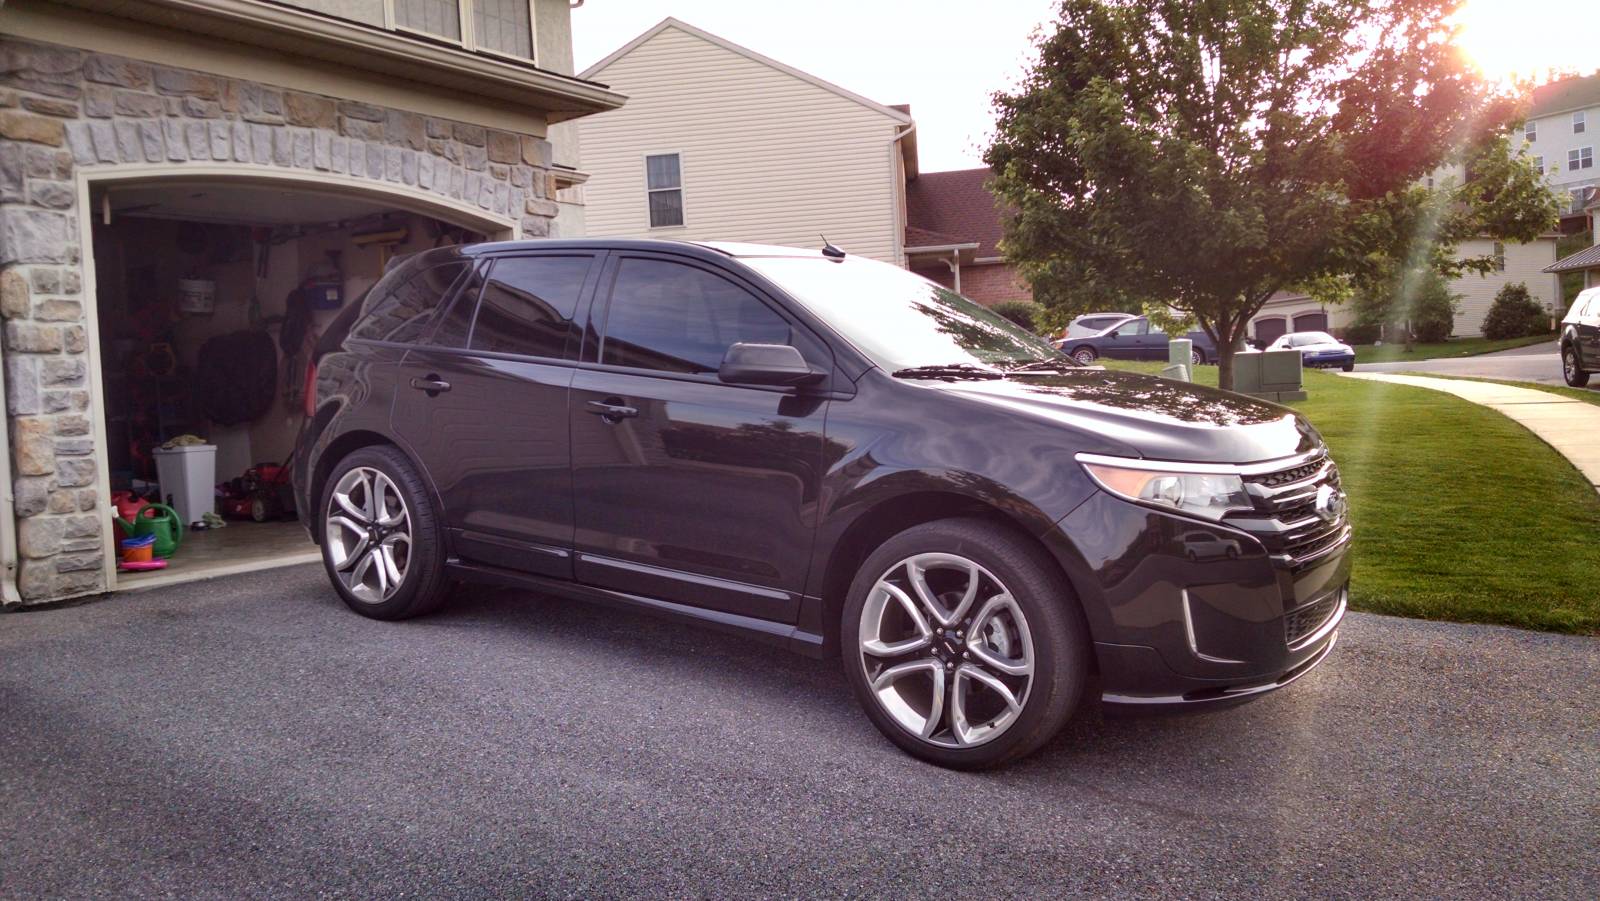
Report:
0,36,562,604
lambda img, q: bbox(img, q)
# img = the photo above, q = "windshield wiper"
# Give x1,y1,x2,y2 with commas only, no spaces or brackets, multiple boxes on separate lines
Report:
1002,357,1080,373
891,363,1004,381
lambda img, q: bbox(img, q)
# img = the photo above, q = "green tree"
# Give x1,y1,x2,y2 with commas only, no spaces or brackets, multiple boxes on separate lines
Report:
1481,283,1549,339
986,0,1559,389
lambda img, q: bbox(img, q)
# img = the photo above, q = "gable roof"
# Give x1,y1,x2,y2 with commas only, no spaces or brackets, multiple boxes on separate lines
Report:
905,168,1009,257
581,18,913,126
1529,72,1600,119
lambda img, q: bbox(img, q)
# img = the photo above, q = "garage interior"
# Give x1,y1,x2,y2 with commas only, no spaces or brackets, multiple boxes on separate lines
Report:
90,180,488,589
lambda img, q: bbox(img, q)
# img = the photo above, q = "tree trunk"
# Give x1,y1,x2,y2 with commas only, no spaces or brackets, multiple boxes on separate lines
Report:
1218,343,1236,392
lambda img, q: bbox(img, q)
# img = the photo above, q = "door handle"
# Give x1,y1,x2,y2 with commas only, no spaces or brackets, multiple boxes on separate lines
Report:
410,375,451,396
586,398,639,424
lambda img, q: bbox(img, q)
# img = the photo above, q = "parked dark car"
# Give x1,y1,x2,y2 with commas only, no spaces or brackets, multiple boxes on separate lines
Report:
1560,287,1600,387
1059,316,1219,365
294,240,1350,769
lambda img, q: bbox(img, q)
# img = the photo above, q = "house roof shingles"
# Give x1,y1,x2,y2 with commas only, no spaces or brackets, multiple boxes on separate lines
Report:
904,167,1009,256
1530,72,1600,119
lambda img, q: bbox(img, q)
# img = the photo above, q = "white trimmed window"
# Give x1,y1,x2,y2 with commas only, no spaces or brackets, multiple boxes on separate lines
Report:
1524,120,1537,141
1576,111,1588,134
645,154,684,228
1493,241,1506,272
1532,154,1544,174
386,0,535,60
1571,147,1594,171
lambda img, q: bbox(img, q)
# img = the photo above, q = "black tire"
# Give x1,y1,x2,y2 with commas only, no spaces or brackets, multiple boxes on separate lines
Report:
1563,344,1589,387
318,445,451,620
1071,346,1098,366
840,518,1090,769
1341,361,1354,372
1191,349,1205,366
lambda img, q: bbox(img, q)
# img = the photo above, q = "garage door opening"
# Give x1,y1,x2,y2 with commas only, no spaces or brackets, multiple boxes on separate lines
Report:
87,178,500,591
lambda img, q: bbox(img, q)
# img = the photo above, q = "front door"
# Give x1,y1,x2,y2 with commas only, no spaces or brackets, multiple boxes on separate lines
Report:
391,252,601,578
569,253,830,623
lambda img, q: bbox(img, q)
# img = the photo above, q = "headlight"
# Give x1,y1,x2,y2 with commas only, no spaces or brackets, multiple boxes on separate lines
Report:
1079,457,1254,520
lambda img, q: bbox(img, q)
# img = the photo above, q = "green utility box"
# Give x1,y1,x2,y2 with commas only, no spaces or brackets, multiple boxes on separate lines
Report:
1232,350,1306,401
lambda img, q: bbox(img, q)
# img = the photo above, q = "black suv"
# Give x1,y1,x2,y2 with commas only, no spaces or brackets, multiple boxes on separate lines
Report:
293,240,1350,768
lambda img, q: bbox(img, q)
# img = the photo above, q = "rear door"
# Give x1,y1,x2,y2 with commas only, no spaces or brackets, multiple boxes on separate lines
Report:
390,251,602,578
567,252,831,623
1103,318,1148,359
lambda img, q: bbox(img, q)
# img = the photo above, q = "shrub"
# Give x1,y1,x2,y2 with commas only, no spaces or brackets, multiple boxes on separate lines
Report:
1407,269,1459,344
1481,283,1549,340
991,301,1041,332
1344,321,1383,345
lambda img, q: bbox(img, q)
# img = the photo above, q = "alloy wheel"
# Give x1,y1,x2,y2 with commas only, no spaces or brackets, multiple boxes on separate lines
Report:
858,553,1035,748
1072,349,1096,365
1191,349,1203,365
1565,348,1578,382
326,466,412,604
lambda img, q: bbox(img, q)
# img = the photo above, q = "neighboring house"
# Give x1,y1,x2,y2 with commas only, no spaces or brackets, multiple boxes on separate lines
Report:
1547,192,1600,290
0,0,623,605
575,19,916,264
1516,72,1600,221
904,168,1032,306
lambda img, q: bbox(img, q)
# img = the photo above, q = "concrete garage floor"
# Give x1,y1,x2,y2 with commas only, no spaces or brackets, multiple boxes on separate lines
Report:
1,566,1596,898
114,519,319,591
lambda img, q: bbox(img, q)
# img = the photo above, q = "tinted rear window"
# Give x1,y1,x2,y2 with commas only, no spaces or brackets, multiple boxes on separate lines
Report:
470,255,593,359
351,261,469,343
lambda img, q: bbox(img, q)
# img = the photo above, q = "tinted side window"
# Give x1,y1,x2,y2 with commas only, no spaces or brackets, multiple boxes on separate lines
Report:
600,258,794,374
351,261,468,343
424,264,484,348
469,255,593,359
1114,319,1149,337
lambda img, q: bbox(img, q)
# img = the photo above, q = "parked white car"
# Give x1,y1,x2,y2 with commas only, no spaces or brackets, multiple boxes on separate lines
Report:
1058,312,1136,342
1267,331,1356,371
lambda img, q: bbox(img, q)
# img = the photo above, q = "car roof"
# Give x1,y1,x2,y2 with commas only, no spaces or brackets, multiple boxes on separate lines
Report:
459,237,831,260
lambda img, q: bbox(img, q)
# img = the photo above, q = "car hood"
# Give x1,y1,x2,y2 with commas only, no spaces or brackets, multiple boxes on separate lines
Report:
921,368,1321,464
1296,343,1351,353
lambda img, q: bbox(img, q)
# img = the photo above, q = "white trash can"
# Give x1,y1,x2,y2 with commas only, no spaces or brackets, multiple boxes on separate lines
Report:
152,444,217,525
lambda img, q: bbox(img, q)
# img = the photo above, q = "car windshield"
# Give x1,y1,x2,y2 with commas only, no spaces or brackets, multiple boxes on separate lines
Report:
1293,332,1337,346
741,255,1068,372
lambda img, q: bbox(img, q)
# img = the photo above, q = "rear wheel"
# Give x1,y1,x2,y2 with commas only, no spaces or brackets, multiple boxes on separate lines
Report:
1190,348,1204,366
1071,347,1098,366
1564,345,1589,387
841,519,1089,769
319,446,451,620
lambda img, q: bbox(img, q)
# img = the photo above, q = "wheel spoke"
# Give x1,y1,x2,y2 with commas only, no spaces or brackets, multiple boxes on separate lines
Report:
369,548,389,597
906,554,981,626
861,583,933,657
345,548,376,600
379,535,406,588
374,473,406,527
334,487,369,524
967,593,1034,676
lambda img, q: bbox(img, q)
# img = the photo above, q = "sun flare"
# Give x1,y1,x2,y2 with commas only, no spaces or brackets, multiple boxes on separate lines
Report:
1452,0,1596,84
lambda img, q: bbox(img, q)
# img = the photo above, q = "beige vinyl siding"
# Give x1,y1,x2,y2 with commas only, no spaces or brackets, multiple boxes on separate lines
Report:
579,25,903,263
1449,238,1561,336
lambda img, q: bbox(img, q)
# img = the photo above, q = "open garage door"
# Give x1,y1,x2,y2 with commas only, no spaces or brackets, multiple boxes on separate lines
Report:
85,175,512,591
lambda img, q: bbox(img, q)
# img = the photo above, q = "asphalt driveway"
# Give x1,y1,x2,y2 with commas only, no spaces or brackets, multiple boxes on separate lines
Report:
2,565,1597,899
1356,340,1594,386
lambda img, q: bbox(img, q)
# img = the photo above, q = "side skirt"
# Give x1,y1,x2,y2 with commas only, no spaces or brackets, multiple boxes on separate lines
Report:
444,561,829,658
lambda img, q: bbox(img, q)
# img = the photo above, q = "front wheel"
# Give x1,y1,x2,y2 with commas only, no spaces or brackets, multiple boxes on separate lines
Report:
1190,349,1205,366
841,519,1090,769
1341,361,1355,373
1071,347,1098,366
1564,345,1589,387
319,445,451,620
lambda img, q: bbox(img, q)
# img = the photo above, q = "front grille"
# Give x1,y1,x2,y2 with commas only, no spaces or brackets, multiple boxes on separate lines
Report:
1225,452,1348,569
1285,594,1340,645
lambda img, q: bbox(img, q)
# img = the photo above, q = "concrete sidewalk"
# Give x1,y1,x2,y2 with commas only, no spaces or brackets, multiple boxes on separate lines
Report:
1342,372,1600,489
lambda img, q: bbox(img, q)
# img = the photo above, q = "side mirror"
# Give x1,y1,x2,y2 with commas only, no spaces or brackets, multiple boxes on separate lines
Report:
718,342,824,387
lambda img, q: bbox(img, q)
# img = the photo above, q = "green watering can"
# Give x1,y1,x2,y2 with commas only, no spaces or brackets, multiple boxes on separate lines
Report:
114,504,184,558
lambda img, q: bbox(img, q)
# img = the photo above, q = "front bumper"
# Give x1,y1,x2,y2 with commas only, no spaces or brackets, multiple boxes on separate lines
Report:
1303,351,1355,368
1046,490,1351,711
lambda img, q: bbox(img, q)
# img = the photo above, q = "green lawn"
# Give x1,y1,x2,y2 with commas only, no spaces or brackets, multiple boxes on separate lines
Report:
1352,334,1554,364
1100,360,1600,634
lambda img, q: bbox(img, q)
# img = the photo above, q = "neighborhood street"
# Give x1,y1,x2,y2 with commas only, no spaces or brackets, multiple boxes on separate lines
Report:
2,566,1596,899
1356,340,1589,385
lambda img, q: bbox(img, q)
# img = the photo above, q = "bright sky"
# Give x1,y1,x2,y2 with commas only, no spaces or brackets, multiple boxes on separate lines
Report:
573,1,1596,174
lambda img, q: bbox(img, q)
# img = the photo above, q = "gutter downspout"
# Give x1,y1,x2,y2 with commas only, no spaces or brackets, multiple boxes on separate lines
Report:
0,341,21,608
890,122,915,266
